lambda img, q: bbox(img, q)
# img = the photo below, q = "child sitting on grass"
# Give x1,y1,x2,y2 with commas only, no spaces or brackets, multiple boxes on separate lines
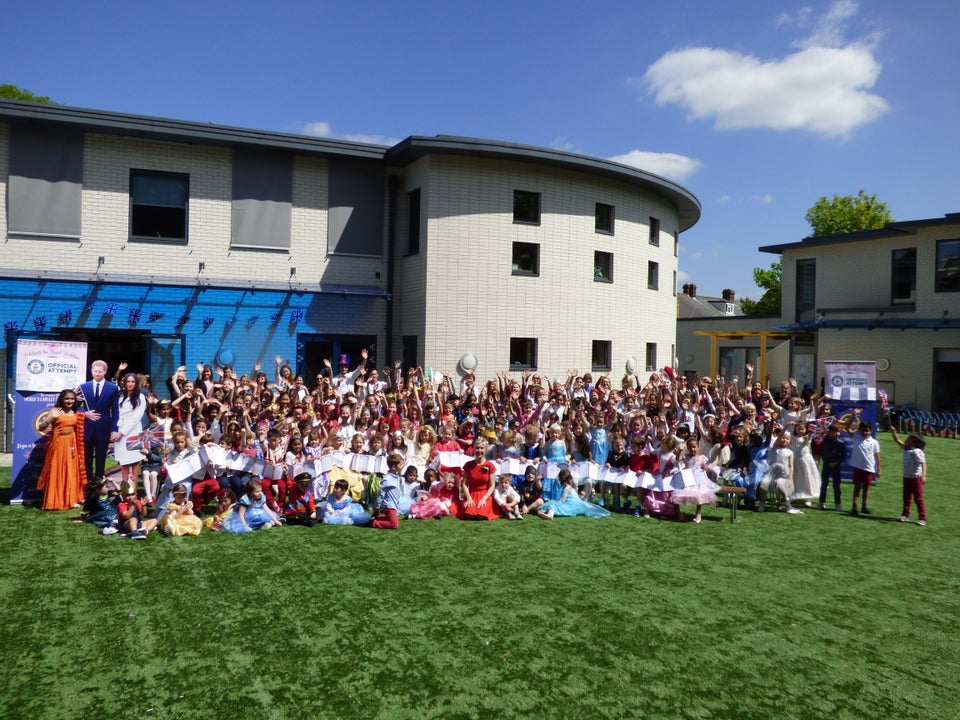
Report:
537,469,610,520
224,479,284,533
158,482,204,536
494,474,523,519
117,481,157,539
284,472,318,527
322,479,372,525
78,478,120,535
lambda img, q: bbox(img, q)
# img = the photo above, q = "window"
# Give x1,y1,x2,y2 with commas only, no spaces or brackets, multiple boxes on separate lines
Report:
645,343,657,372
130,170,188,242
674,231,678,257
232,150,292,250
594,251,613,282
649,217,660,246
647,261,659,290
595,203,614,234
891,248,916,304
512,242,540,276
510,337,538,369
8,125,83,239
673,271,678,296
592,340,612,371
513,190,540,225
795,258,816,322
327,159,384,256
407,188,421,255
936,239,960,292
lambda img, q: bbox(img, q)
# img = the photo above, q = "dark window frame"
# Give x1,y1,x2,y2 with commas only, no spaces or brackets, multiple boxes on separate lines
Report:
513,190,541,225
129,169,190,244
509,337,538,370
935,238,960,293
595,203,615,234
891,247,916,305
592,340,612,372
647,261,659,290
649,217,661,246
512,242,540,276
406,188,421,256
594,251,614,283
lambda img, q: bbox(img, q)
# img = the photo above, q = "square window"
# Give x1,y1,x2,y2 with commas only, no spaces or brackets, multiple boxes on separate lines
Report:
592,340,611,371
649,217,660,246
513,190,540,225
130,170,188,242
936,239,960,292
595,203,614,234
510,337,538,370
512,242,540,276
594,251,613,282
647,261,659,290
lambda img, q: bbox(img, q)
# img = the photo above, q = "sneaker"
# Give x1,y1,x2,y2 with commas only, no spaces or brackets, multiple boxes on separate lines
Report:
262,521,273,530
850,506,859,516
803,500,812,507
899,515,909,523
917,520,927,526
835,503,843,512
757,501,766,513
634,506,642,518
622,500,631,513
129,530,147,540
786,508,804,515
100,526,118,535
816,503,826,511
861,506,871,515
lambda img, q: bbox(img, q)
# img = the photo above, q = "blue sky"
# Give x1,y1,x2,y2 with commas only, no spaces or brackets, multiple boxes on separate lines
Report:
4,0,958,300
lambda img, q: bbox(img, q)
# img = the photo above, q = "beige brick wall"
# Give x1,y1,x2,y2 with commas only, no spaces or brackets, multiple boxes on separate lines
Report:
416,155,680,382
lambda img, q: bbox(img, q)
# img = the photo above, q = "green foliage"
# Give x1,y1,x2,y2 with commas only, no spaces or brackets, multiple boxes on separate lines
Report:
741,260,782,316
1,434,959,720
805,190,893,237
0,84,54,104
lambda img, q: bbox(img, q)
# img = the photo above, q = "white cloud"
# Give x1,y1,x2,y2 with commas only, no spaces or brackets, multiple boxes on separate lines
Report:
640,1,888,139
752,194,774,204
607,150,702,182
295,122,399,147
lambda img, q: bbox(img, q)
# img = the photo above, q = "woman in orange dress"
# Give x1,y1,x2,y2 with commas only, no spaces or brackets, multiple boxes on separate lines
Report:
37,389,95,510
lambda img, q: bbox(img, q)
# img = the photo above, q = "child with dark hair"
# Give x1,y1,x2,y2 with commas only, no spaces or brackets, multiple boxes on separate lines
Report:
817,425,846,511
284,472,318,527
80,478,120,535
371,453,404,529
848,421,880,515
890,427,928,525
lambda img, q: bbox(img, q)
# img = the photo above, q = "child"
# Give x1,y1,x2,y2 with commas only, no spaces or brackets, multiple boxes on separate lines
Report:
117,480,157,539
140,440,163,506
204,488,236,531
80,479,120,535
370,453,404,529
818,424,846,511
409,472,458,519
493,474,523,519
848,421,880,515
758,430,804,515
890,427,927,525
788,422,819,507
670,437,720,524
158,482,203,537
518,465,544,516
285,472,318,527
322,478,372,525
223,479,283,533
154,431,194,515
537,469,610,519
190,433,223,515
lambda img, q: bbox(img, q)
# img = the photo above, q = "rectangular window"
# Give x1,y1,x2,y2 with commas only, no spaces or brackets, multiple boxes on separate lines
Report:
645,343,657,372
594,251,613,282
130,170,188,242
592,340,612,371
935,239,960,292
647,261,659,290
795,258,817,322
407,188,421,255
231,149,293,250
513,190,540,225
674,231,678,257
649,217,660,246
510,337,538,370
327,159,384,256
891,248,916,305
8,125,83,240
595,203,614,234
512,242,540,276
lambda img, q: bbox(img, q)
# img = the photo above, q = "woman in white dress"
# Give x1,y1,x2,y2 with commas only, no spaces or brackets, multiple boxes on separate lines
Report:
114,373,147,491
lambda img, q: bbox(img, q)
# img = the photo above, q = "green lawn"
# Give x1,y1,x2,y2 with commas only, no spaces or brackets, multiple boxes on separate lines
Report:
1,434,957,720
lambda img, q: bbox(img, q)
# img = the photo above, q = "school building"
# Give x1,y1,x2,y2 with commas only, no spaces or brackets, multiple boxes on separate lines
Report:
0,99,701,451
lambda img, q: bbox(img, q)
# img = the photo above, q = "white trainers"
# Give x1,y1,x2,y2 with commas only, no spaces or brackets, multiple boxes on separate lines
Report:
917,520,927,526
786,508,804,515
100,526,118,535
899,516,909,522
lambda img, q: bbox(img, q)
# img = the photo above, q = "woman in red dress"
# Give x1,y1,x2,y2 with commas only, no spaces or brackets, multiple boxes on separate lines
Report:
460,437,499,521
37,389,94,510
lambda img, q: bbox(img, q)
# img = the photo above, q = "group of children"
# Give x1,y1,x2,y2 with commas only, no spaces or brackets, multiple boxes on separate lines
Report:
73,358,930,536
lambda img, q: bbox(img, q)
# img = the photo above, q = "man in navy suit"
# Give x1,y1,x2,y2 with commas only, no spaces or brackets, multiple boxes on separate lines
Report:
80,359,121,482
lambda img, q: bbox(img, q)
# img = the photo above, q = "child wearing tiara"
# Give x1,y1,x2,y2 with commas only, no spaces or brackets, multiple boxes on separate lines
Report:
158,482,203,537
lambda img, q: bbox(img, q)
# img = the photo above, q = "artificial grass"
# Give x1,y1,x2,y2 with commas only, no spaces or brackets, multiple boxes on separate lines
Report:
0,434,957,720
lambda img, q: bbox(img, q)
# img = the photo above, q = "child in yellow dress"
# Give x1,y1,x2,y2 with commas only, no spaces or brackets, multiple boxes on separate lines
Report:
158,483,204,536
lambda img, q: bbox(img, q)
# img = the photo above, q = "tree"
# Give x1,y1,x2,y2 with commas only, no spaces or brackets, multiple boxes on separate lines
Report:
741,260,781,316
0,84,54,104
804,190,893,237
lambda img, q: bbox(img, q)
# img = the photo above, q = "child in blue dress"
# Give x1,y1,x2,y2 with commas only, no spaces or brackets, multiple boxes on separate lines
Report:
537,469,610,519
223,479,283,533
322,479,372,525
